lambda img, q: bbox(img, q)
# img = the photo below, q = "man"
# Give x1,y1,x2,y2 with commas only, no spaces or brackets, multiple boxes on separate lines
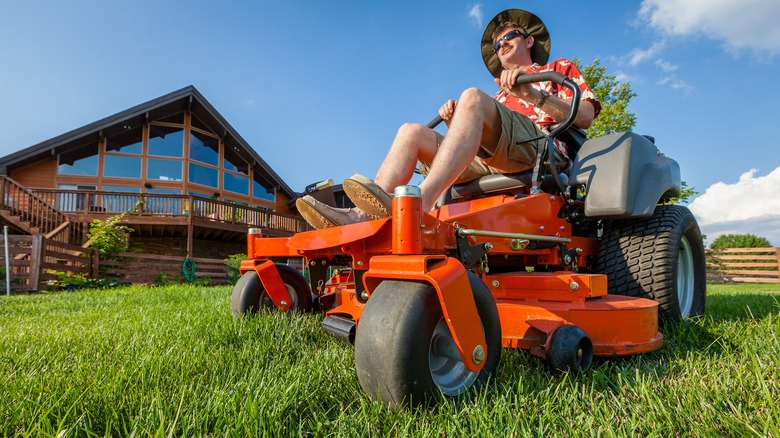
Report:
297,9,600,229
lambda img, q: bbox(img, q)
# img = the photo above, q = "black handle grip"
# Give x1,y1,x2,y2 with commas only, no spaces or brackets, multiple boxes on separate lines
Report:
427,115,443,129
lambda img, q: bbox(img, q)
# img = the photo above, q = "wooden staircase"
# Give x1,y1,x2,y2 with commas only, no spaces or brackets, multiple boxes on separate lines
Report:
0,176,72,243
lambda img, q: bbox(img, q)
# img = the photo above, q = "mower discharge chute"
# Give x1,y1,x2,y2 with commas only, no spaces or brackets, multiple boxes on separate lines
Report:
230,72,706,408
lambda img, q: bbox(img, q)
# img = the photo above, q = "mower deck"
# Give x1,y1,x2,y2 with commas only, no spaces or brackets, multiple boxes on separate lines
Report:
240,191,664,372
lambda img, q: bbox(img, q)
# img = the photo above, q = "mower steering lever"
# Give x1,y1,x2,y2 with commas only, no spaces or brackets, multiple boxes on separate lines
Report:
426,71,582,133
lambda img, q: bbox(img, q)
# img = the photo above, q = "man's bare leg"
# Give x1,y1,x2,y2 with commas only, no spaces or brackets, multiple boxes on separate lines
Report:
373,123,439,193
371,88,502,211
418,88,502,210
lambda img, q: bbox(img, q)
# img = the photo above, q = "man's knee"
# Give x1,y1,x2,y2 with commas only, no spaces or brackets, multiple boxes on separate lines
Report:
393,123,436,152
458,87,493,110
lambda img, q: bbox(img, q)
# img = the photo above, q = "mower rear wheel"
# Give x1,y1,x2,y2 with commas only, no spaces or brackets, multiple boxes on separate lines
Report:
547,324,593,373
230,264,312,316
597,205,706,321
354,273,501,408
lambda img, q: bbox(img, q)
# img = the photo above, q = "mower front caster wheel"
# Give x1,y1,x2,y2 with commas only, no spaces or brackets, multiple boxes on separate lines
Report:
230,264,312,316
354,273,501,408
548,324,593,373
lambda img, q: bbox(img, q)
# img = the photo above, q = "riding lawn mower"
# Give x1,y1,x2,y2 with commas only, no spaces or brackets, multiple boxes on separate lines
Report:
230,71,707,408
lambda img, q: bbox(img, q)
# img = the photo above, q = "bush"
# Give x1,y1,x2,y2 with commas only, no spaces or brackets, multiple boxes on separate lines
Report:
224,254,248,285
710,233,772,249
46,271,129,291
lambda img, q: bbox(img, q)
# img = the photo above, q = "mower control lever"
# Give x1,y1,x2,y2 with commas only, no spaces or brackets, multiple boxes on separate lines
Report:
426,71,582,134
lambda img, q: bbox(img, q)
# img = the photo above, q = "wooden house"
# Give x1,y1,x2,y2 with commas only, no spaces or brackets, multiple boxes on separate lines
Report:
0,86,308,283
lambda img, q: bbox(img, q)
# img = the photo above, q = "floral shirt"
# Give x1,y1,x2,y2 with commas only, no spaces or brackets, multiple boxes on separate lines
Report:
493,58,600,161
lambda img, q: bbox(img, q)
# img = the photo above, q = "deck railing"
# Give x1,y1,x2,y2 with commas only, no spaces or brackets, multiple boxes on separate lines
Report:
0,177,72,242
30,189,309,234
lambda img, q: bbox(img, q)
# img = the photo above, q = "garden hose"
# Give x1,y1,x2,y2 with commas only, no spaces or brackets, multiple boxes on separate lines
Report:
182,258,196,283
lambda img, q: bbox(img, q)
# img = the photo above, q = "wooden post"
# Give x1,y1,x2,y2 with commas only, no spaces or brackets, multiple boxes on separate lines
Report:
29,236,44,291
775,248,780,279
187,195,194,258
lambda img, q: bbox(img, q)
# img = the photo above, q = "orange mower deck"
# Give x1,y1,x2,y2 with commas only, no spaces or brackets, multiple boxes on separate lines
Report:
240,191,663,365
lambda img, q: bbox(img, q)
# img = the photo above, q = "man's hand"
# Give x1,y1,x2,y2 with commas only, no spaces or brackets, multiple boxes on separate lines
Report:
439,99,458,123
495,67,538,102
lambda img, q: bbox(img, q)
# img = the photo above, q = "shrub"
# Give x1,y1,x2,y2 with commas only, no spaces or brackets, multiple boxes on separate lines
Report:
224,254,248,285
87,202,143,261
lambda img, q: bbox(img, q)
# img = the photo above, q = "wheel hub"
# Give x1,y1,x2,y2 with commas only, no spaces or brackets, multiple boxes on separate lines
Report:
677,236,695,318
428,318,480,396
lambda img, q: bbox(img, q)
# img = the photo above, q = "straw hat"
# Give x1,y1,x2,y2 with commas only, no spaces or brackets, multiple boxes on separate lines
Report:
481,9,551,78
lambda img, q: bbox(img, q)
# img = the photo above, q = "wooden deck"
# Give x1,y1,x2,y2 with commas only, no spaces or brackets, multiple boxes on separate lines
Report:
30,189,309,243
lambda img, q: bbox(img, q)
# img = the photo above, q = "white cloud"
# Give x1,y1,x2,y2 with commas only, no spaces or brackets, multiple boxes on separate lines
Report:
639,0,780,53
689,167,780,245
628,40,666,65
656,76,694,95
468,4,483,29
654,59,678,72
613,71,636,83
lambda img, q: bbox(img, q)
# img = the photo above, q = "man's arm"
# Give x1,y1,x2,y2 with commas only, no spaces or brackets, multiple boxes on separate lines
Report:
532,92,595,129
495,67,596,129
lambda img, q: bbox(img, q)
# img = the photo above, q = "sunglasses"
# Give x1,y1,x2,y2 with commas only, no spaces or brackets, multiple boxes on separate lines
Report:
493,29,529,53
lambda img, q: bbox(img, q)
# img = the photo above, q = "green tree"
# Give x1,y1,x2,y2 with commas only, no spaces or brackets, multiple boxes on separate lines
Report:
575,58,637,139
710,233,772,249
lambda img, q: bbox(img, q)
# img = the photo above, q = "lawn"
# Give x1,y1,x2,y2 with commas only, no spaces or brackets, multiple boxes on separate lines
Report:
1,283,779,437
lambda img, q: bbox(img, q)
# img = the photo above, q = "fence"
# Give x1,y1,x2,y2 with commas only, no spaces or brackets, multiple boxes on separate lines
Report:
100,252,228,285
0,235,97,292
706,247,780,284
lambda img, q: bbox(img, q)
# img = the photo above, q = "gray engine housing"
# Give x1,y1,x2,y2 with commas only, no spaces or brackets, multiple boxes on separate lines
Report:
569,132,681,219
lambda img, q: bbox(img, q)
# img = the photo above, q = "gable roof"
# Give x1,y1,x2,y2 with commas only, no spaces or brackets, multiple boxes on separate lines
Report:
0,86,297,199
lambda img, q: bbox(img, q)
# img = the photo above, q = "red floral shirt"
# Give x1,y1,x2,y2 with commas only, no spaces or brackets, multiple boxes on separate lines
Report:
493,58,600,161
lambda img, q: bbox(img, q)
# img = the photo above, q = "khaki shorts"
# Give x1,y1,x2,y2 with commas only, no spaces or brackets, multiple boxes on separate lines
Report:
418,100,548,184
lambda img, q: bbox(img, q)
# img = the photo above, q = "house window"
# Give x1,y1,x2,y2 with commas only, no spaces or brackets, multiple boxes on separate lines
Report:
147,158,182,181
105,127,143,154
103,155,142,178
148,125,183,157
188,162,218,188
58,142,99,176
253,176,275,201
224,172,249,195
223,147,249,175
189,130,220,166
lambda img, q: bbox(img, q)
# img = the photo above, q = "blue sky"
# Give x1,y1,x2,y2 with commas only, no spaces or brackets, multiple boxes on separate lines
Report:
1,0,779,245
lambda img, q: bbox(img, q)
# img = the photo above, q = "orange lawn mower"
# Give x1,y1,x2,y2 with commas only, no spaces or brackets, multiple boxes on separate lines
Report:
230,72,707,408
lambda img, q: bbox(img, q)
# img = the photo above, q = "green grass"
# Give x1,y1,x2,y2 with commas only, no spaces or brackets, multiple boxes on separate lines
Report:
1,283,779,437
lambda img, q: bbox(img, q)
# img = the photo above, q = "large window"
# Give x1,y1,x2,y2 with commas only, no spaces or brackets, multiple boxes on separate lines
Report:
189,130,220,166
224,147,248,175
224,172,249,195
188,162,218,188
148,125,183,157
105,127,143,154
103,155,142,178
147,158,182,181
58,142,99,176
253,175,275,201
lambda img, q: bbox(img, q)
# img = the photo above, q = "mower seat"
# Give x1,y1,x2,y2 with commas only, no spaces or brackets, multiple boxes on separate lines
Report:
439,169,568,206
